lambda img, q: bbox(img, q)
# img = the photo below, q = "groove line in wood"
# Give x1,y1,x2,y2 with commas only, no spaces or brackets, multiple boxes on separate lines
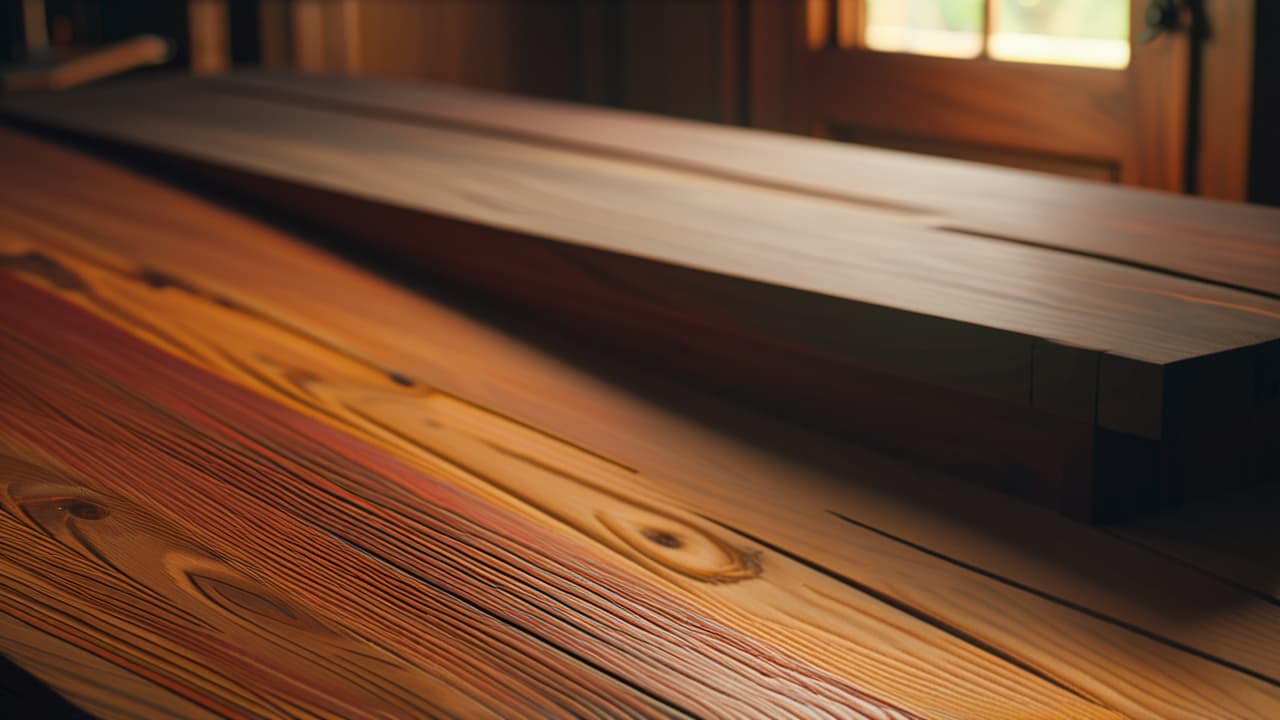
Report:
0,129,1276,718
829,510,1280,688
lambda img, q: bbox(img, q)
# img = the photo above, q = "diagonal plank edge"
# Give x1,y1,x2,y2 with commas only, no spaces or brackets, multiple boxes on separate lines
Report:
208,70,1280,299
0,128,1277,718
3,76,1278,523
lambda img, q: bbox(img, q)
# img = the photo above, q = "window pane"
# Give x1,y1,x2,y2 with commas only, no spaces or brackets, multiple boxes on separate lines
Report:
990,0,1130,69
865,0,984,59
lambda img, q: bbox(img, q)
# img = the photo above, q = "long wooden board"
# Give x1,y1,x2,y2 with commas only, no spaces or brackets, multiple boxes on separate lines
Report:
2,128,1280,718
210,70,1280,299
4,74,1278,520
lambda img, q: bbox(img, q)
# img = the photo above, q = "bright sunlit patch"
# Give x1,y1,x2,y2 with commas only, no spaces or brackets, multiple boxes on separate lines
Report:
988,32,1129,68
865,0,1130,69
990,0,1130,68
866,0,984,58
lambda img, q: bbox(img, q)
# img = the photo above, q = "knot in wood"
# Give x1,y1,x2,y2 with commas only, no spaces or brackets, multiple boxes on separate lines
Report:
62,500,109,520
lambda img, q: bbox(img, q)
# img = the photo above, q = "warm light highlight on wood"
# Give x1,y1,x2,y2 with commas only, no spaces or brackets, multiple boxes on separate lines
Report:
0,127,1277,718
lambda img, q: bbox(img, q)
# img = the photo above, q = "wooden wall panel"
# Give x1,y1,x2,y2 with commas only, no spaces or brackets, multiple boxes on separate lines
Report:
617,0,728,122
278,0,574,98
188,0,231,75
350,0,573,98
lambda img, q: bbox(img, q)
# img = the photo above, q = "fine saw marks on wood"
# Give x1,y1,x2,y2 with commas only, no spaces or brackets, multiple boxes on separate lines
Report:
0,129,1278,718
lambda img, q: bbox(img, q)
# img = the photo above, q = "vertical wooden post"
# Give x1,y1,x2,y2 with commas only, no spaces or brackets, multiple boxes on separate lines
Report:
21,0,48,53
1125,0,1192,190
291,0,360,74
1196,0,1254,201
189,0,231,75
259,0,292,69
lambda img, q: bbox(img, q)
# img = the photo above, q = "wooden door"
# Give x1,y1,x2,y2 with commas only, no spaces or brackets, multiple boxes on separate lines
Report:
752,0,1192,190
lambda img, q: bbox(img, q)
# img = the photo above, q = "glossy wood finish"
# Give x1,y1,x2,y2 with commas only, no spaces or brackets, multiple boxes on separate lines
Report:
3,73,1277,521
205,70,1280,299
3,126,1280,719
10,74,1280,520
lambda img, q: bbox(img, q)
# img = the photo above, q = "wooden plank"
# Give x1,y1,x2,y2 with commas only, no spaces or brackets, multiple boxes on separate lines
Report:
809,50,1130,163
0,135,1115,720
188,0,230,76
1,128,1279,718
3,77,1277,433
1197,0,1255,201
4,74,1276,521
1125,0,1192,191
0,36,171,93
209,69,1280,297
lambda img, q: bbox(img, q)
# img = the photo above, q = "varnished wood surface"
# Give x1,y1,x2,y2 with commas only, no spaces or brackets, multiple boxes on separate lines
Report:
3,73,1277,519
3,75,1278,443
2,129,1280,718
210,70,1280,297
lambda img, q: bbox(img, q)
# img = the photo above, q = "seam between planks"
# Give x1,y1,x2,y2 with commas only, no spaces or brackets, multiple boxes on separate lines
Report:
828,510,1280,688
202,75,1280,304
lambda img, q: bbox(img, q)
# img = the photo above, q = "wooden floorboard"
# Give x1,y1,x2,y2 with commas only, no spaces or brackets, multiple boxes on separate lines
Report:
1,128,1279,718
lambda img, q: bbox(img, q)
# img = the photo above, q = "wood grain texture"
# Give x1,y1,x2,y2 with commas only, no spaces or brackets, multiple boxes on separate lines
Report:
208,70,1280,296
0,175,1086,720
4,73,1276,519
1196,0,1255,201
0,128,1279,718
3,75,1278,436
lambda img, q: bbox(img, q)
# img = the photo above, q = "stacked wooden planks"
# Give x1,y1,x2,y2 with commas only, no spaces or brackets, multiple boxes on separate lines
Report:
3,72,1276,521
2,127,1280,718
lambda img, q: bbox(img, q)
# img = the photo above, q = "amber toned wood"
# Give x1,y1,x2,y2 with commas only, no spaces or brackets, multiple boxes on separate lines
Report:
290,0,360,74
4,74,1276,520
3,126,1280,718
0,36,171,93
188,0,230,76
830,125,1119,182
1126,0,1192,190
808,50,1131,163
1196,0,1255,201
285,0,576,100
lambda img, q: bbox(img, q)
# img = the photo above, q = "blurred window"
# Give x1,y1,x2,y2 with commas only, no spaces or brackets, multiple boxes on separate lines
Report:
863,0,1130,68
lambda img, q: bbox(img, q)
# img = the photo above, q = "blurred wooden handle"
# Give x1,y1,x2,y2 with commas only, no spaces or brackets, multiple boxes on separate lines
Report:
2,35,171,94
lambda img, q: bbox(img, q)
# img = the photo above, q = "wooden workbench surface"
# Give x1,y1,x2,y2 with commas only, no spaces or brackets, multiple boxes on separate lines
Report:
6,75,1279,434
1,128,1279,718
5,73,1278,521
